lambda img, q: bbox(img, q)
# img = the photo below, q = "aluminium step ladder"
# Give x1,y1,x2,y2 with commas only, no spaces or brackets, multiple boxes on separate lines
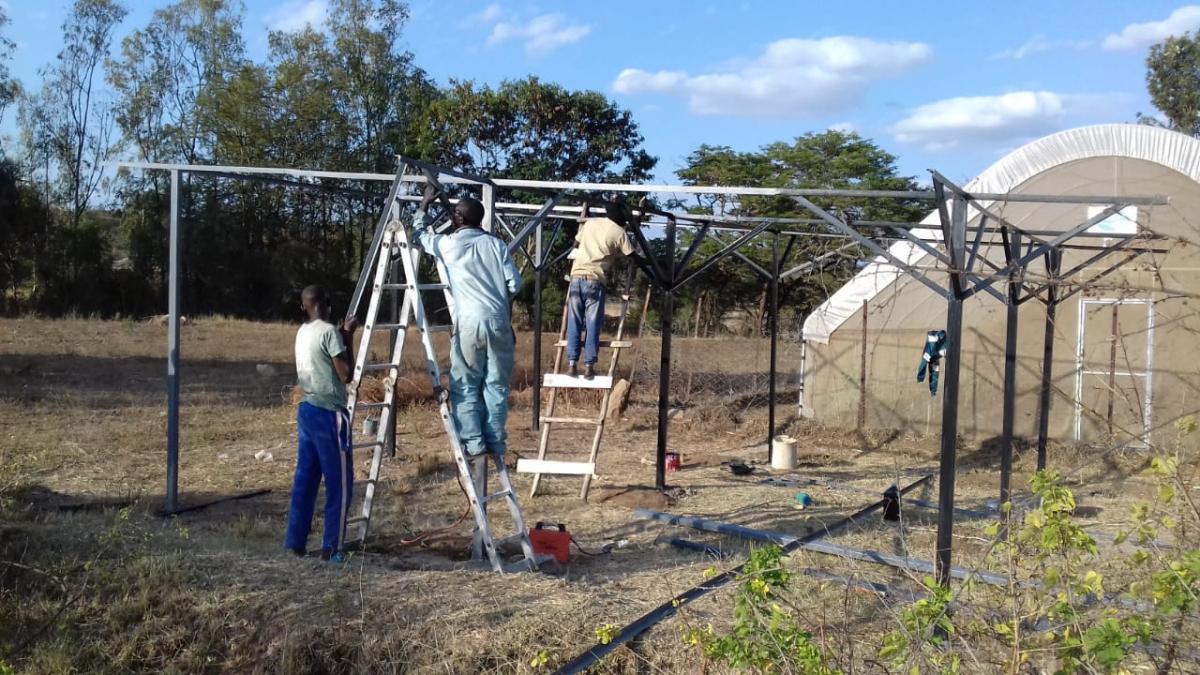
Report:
517,266,635,500
340,164,539,573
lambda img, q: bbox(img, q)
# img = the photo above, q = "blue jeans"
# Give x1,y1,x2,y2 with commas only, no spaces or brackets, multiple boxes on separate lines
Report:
450,315,515,456
285,402,352,554
566,277,606,365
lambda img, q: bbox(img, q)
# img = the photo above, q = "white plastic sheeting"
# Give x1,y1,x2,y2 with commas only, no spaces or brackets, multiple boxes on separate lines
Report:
801,124,1200,344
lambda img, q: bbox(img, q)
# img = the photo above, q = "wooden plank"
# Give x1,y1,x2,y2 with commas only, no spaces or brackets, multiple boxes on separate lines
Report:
516,459,596,475
542,374,613,390
552,340,633,348
540,416,601,425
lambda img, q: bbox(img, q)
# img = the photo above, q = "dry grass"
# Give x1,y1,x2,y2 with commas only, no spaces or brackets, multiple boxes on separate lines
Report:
0,317,1193,673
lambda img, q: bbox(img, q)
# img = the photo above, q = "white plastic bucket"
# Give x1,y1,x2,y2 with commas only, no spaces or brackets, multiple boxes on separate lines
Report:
771,435,797,470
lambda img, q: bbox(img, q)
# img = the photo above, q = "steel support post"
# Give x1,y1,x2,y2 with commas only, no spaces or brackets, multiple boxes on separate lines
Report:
166,170,182,514
1037,249,1063,470
768,233,780,456
935,193,968,586
1000,231,1023,510
531,222,544,431
656,220,677,490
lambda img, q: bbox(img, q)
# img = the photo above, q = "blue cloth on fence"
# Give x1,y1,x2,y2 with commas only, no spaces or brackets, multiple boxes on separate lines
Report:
916,329,948,396
285,402,352,554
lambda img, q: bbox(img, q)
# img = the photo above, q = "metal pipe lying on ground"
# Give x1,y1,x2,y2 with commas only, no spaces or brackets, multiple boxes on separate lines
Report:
642,509,1008,586
669,538,919,601
551,474,931,675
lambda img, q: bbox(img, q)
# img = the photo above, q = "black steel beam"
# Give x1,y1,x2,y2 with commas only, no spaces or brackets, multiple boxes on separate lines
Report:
1036,250,1063,470
999,229,1022,511
677,222,712,272
791,194,950,300
936,192,969,587
672,220,773,290
768,234,780,456
656,220,677,490
962,204,1129,301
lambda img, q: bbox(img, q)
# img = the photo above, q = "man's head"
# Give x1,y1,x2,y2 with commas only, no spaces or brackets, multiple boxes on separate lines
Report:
300,285,331,321
605,196,629,227
453,196,486,230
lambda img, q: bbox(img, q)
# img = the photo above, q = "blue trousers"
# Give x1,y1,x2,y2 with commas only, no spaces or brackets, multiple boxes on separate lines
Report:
566,277,606,365
285,402,352,554
450,316,515,456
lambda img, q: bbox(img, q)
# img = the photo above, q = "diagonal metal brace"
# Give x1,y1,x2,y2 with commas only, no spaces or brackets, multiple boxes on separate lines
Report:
962,204,1129,301
791,195,949,300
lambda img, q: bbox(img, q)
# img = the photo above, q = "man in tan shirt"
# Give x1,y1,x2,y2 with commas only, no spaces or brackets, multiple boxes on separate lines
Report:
566,199,636,378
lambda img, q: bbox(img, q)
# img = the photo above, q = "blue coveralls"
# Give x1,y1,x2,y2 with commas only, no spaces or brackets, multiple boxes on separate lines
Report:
412,211,522,455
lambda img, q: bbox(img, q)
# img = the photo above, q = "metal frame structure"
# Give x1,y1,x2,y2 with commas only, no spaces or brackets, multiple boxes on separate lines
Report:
110,158,1168,585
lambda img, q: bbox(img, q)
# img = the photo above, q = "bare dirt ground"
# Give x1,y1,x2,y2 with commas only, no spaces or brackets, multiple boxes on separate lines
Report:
0,317,1195,673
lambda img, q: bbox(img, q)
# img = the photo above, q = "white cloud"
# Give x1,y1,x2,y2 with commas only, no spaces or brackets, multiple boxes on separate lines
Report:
487,14,591,56
994,35,1094,59
264,0,328,33
893,91,1069,151
611,36,932,118
830,121,856,133
464,3,503,27
1103,5,1200,50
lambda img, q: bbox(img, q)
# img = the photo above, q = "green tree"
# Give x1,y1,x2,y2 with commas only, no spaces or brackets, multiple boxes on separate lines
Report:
416,77,656,183
673,131,924,333
109,0,246,164
27,0,127,228
0,5,20,135
1146,32,1200,135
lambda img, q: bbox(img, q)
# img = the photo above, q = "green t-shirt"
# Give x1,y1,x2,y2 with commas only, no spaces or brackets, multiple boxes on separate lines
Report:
294,320,347,411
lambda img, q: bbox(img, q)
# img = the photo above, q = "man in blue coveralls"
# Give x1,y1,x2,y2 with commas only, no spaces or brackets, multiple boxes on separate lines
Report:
412,185,522,456
285,285,358,562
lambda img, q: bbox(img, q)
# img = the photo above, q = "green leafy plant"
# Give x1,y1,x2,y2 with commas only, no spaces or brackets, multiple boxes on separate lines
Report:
682,545,839,674
879,576,959,674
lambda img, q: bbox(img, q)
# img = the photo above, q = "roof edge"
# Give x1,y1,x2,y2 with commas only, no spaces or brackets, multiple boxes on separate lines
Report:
802,123,1200,344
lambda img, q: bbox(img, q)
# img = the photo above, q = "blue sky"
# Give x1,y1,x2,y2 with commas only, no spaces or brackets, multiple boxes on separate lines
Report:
2,0,1195,184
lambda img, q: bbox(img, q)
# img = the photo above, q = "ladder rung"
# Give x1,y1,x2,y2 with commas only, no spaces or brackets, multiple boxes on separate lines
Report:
370,323,407,331
542,374,613,390
346,516,368,526
380,283,449,290
516,459,596,475
540,416,601,425
352,441,383,450
482,490,514,504
552,340,632,348
361,363,397,372
355,402,388,410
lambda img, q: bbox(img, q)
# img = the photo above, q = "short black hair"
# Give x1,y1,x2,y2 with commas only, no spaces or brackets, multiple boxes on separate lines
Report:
605,197,628,226
456,197,485,227
301,285,328,305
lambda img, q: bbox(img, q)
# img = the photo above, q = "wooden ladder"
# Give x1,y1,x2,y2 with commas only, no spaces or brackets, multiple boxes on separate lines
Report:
517,267,634,500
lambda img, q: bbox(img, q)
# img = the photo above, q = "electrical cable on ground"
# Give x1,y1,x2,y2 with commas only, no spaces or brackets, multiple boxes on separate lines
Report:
397,473,472,546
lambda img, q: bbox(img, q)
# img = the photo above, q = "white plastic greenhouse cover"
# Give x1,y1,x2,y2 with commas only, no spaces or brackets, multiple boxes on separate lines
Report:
801,124,1200,344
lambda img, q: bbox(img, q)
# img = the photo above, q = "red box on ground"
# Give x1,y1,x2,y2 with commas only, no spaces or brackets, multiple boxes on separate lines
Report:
529,523,571,563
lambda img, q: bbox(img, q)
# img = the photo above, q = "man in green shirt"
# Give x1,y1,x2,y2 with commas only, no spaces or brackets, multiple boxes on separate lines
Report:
285,285,358,562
